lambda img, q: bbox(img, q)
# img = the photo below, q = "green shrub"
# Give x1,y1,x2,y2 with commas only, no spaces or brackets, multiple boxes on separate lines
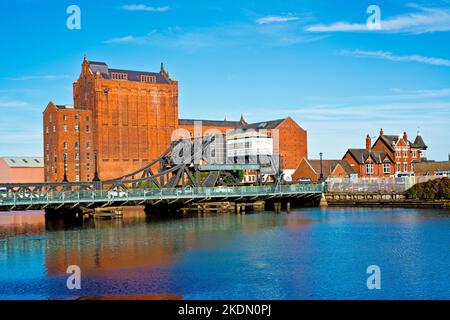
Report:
404,177,450,200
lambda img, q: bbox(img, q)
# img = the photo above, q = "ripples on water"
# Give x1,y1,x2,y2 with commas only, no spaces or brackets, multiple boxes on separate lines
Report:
0,206,449,300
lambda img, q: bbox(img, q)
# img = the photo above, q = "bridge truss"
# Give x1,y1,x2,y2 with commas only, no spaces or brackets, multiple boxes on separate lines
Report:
0,135,281,198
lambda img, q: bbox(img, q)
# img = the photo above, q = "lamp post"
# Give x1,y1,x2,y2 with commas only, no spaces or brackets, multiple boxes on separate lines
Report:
93,150,100,182
62,155,68,183
319,152,324,182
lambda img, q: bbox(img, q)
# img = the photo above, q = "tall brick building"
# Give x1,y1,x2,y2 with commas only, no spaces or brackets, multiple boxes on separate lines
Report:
44,56,178,181
44,56,307,182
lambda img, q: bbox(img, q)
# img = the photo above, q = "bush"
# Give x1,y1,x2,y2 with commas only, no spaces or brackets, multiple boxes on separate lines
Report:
404,177,450,200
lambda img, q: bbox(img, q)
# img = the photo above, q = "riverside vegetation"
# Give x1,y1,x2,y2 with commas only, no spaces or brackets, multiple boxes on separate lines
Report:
404,177,450,200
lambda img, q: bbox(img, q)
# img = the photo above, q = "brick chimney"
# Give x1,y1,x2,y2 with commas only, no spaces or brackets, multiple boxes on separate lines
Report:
380,128,384,136
403,131,408,142
366,134,372,151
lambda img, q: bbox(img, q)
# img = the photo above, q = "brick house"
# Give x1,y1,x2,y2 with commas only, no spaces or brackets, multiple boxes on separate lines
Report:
292,159,355,182
342,129,427,178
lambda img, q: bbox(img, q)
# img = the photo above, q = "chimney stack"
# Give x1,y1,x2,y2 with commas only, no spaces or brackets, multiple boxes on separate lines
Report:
380,128,384,136
403,131,408,142
366,134,372,151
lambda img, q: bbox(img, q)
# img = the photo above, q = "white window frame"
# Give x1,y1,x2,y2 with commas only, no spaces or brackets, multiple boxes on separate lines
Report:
366,163,373,175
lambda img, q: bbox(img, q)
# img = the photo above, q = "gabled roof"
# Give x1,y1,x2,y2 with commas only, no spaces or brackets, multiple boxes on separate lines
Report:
89,61,171,84
337,160,357,175
297,159,356,179
378,133,427,150
380,135,400,146
377,134,406,152
345,149,393,164
1,157,44,168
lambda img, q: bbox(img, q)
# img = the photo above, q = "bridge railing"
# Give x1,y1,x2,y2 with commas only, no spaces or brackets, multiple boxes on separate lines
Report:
0,183,325,208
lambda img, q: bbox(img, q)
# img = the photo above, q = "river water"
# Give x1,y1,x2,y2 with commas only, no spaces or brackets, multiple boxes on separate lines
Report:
0,206,449,300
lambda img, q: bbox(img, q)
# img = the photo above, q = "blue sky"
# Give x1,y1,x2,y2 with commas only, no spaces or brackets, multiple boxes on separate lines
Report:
0,0,449,160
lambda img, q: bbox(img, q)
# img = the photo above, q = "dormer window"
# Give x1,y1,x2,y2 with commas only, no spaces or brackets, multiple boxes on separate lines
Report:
141,75,156,83
111,72,128,80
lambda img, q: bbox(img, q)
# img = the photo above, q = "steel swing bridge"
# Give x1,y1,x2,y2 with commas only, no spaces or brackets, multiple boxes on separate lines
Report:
0,135,325,212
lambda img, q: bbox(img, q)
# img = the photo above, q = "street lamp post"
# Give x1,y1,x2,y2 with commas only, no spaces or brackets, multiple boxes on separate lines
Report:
62,155,68,183
93,150,100,181
93,150,101,189
319,152,324,182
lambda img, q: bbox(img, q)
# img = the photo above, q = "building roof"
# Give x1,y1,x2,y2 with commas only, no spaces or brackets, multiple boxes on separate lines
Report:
89,61,171,84
1,157,44,168
244,119,285,130
378,133,427,150
179,118,287,131
178,119,242,127
299,159,356,179
412,134,428,149
307,159,340,178
413,161,450,174
338,160,357,175
346,149,393,164
55,104,89,111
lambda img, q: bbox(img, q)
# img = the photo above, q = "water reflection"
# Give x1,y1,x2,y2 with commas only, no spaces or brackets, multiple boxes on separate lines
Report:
0,206,449,299
0,211,45,238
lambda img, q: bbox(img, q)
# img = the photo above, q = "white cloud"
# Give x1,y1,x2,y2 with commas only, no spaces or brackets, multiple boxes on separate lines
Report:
256,15,300,25
121,4,169,12
0,99,29,108
4,75,70,81
340,50,450,67
103,23,325,50
306,4,450,34
103,35,138,44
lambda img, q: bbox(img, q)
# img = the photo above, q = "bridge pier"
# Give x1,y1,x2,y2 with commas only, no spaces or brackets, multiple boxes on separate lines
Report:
44,207,85,230
319,194,328,208
144,202,182,216
45,207,83,218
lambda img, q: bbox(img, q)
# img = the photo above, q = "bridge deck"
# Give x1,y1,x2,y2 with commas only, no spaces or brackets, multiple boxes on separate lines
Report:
0,184,324,211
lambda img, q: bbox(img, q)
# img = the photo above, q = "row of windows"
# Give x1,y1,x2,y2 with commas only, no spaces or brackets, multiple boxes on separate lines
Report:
47,163,92,174
46,141,90,151
110,72,158,83
48,114,89,122
47,152,91,162
111,72,128,80
365,163,413,174
62,115,89,121
395,149,418,158
46,125,90,133
141,75,156,83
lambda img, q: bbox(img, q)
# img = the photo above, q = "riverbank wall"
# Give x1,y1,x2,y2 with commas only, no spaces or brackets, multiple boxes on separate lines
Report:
325,192,450,208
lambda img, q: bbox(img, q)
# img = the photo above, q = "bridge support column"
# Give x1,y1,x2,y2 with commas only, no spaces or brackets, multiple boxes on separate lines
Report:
286,202,291,213
319,194,328,208
274,202,281,213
